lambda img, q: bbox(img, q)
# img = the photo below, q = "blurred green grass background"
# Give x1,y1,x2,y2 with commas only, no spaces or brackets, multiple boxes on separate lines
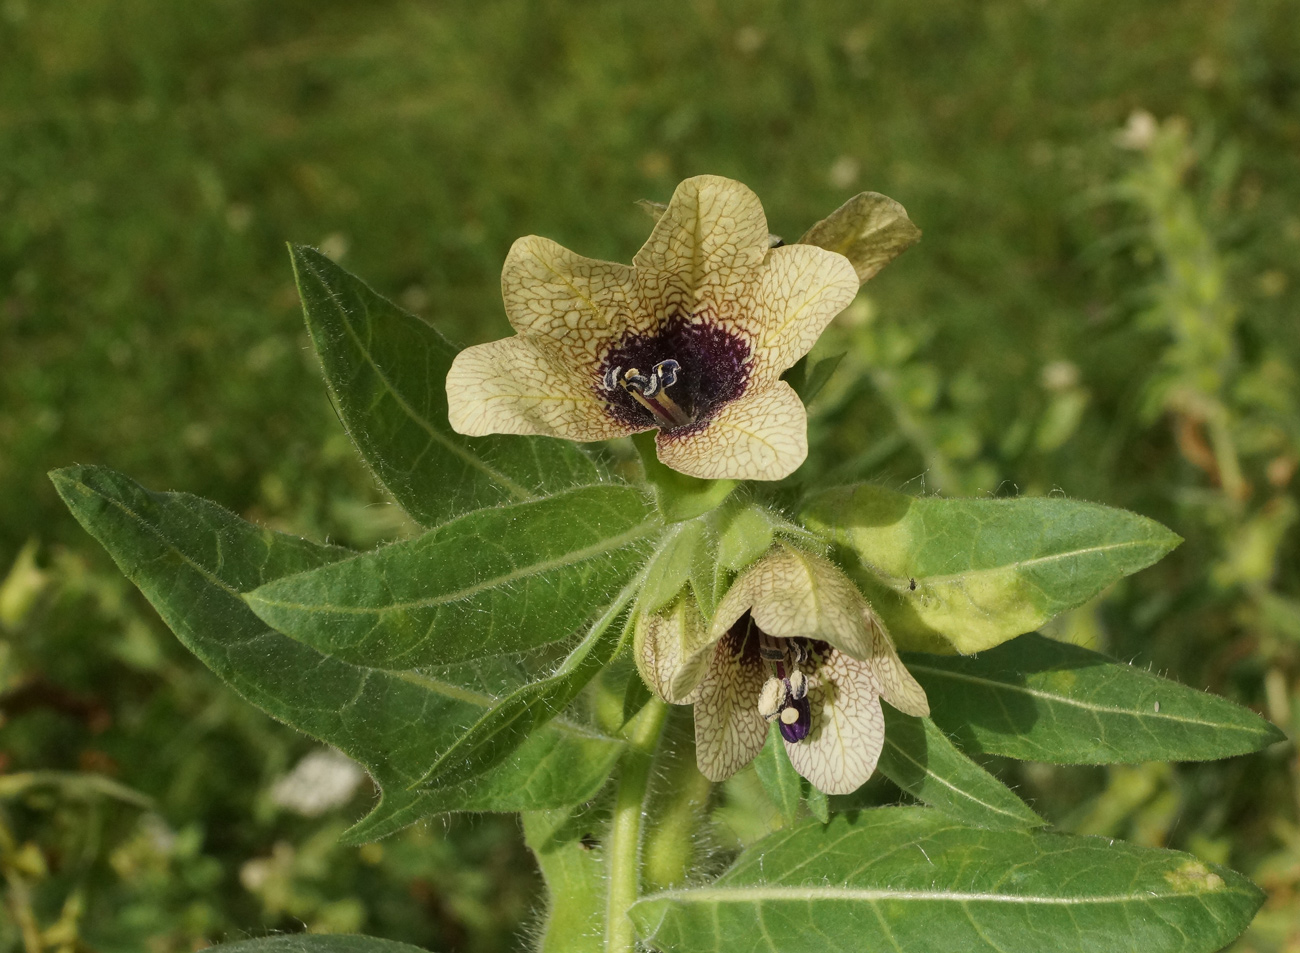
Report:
2,0,1298,950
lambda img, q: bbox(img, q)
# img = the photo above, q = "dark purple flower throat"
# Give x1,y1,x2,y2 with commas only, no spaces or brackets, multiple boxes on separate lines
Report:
597,312,752,436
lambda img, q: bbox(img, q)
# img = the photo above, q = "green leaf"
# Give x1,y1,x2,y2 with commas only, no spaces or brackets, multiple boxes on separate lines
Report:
638,519,708,616
213,937,428,953
876,708,1045,830
413,589,636,789
802,778,830,824
51,466,622,840
906,633,1286,763
620,668,653,727
713,502,776,575
783,352,845,404
629,808,1263,953
752,725,803,828
245,484,659,669
291,244,602,527
797,191,922,284
803,484,1182,653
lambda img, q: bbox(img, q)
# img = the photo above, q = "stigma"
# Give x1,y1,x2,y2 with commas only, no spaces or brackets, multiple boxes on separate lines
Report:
604,359,693,429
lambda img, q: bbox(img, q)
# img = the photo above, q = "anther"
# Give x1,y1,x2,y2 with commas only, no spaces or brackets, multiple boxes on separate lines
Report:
758,677,784,722
606,359,693,429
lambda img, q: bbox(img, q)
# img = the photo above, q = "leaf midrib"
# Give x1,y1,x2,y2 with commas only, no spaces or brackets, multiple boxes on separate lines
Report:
297,252,540,505
638,884,1249,906
866,538,1168,588
248,515,661,615
62,473,612,744
880,734,1035,824
908,664,1261,734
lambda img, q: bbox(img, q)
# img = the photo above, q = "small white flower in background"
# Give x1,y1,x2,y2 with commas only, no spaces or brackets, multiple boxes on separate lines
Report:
1115,110,1158,151
270,747,366,817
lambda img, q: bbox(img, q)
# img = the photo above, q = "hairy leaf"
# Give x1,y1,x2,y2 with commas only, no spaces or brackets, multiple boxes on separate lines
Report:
292,245,601,527
215,937,428,953
245,484,658,668
752,726,803,828
906,633,1284,763
630,808,1262,953
51,466,622,841
876,708,1045,830
413,589,636,789
803,484,1181,653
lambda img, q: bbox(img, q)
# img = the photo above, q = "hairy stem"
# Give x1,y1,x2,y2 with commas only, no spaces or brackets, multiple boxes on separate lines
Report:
605,696,669,953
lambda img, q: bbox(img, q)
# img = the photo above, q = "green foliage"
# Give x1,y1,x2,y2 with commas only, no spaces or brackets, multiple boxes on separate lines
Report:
6,1,1298,949
215,938,430,953
244,485,657,667
874,709,1046,831
292,245,603,526
804,484,1182,653
629,809,1263,953
49,243,1281,953
910,633,1285,763
50,465,624,847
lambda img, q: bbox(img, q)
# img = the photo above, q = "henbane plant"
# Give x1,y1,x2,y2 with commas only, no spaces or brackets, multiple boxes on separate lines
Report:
52,175,1282,953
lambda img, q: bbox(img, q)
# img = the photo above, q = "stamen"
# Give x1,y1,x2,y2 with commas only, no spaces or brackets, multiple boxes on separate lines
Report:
753,634,814,743
757,677,784,722
610,360,692,428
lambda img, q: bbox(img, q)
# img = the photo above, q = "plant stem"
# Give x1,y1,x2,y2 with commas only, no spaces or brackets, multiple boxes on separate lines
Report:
605,696,669,953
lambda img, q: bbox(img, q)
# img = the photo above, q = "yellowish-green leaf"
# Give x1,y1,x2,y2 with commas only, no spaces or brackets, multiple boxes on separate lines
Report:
803,484,1181,653
797,191,922,284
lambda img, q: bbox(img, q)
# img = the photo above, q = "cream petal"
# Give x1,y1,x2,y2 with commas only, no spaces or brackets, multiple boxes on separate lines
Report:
865,607,930,717
784,649,886,795
750,243,860,379
633,176,768,330
634,596,715,705
654,381,807,481
692,628,769,782
633,175,770,280
446,335,634,441
500,235,644,354
709,542,873,661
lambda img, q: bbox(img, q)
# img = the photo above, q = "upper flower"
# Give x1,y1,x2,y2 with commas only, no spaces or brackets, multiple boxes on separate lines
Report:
446,175,861,481
635,542,929,794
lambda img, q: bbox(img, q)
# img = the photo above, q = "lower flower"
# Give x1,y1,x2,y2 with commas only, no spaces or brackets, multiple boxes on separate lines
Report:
634,542,928,795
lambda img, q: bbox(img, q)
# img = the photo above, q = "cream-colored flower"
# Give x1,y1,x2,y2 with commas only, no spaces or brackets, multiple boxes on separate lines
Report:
634,542,928,794
446,175,861,481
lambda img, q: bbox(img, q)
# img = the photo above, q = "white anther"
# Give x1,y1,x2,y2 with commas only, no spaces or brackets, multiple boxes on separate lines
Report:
758,678,784,722
780,707,800,725
788,670,807,700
